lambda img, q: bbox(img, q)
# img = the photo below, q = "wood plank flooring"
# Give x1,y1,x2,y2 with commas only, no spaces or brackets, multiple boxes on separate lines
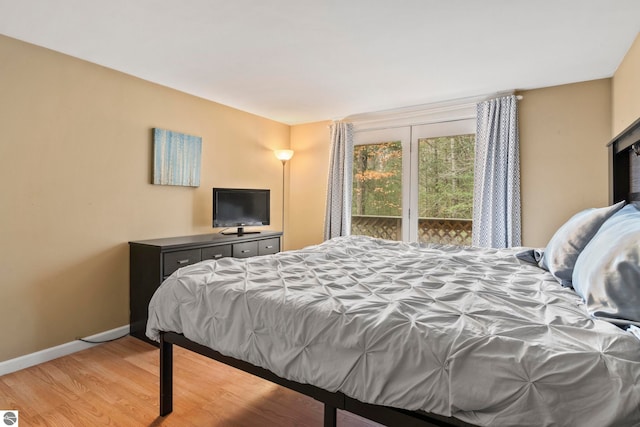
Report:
0,336,381,426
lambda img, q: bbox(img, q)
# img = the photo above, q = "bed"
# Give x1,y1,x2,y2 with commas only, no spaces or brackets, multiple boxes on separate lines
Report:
146,118,640,427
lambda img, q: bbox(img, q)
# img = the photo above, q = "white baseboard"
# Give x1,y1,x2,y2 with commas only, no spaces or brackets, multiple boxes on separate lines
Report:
0,325,130,377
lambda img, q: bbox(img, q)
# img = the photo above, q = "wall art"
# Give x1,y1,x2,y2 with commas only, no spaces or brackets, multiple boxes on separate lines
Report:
153,128,202,187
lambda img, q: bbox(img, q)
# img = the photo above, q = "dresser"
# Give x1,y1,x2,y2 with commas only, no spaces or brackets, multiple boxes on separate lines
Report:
129,231,282,343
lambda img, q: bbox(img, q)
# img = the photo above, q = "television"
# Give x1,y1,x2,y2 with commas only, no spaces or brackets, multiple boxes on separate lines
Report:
213,188,270,235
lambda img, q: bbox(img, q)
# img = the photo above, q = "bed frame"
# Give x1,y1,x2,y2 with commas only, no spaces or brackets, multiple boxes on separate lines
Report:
157,117,640,427
159,331,474,427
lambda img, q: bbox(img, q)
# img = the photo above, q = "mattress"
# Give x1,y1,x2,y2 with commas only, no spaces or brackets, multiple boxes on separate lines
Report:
147,235,640,426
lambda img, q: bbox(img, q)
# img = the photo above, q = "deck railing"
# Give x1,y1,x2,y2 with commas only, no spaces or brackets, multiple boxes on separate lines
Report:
351,215,472,246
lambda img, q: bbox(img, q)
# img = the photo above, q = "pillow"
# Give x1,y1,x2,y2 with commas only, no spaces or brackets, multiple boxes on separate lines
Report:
515,248,543,266
539,201,625,287
572,204,640,325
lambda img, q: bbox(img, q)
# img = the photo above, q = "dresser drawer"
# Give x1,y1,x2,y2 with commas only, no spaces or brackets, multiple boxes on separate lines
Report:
258,237,280,255
202,245,232,261
163,249,201,276
233,241,258,258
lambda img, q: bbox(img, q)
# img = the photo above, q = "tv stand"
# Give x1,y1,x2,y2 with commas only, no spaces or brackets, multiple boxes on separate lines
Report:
221,226,261,235
129,231,282,344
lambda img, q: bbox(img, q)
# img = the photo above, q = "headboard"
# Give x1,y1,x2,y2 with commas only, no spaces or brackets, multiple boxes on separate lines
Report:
608,116,640,203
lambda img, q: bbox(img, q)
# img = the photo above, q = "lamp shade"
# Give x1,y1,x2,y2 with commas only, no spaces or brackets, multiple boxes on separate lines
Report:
274,149,294,162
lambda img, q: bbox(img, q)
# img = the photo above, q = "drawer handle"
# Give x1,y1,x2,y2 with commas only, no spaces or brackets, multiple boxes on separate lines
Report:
265,245,274,249
177,259,190,265
241,250,251,254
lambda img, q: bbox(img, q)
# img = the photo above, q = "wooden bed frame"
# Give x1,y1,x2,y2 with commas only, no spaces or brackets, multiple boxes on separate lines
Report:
157,117,640,427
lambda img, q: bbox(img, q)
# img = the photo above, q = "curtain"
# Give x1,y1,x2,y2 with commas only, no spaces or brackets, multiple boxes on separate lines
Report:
472,95,521,248
324,122,354,240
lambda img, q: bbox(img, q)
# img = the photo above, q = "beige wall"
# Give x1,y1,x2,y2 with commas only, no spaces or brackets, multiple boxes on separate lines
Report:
289,121,331,250
519,79,612,247
0,35,290,362
612,33,640,135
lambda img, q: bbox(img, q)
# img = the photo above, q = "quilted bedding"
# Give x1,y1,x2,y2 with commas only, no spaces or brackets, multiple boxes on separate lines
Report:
147,235,640,426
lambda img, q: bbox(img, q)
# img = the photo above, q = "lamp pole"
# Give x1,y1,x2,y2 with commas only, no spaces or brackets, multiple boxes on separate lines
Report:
274,150,294,250
280,159,286,249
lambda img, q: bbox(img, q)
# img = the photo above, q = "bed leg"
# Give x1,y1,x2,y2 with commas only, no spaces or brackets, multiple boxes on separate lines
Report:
160,333,173,416
324,403,337,427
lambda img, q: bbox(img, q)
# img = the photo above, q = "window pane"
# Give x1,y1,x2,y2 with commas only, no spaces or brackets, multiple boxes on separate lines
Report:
351,141,402,241
417,134,474,245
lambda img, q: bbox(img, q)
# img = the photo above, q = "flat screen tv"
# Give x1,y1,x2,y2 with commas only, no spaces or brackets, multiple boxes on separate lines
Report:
213,188,270,235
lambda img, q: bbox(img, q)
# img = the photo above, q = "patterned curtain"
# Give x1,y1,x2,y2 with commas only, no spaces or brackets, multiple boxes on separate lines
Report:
324,122,354,240
472,95,521,248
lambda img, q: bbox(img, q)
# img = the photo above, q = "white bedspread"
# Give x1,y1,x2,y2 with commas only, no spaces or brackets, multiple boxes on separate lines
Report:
147,235,640,426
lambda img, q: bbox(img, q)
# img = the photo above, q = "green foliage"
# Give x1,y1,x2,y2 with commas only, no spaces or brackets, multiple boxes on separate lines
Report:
418,135,474,219
351,135,475,219
352,141,402,216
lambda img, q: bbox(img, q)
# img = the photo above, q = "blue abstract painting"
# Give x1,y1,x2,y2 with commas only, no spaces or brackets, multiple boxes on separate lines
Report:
153,128,202,187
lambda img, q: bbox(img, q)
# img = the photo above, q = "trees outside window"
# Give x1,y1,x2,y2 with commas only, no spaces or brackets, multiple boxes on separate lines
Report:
418,135,474,220
351,121,475,245
351,141,404,241
352,142,402,217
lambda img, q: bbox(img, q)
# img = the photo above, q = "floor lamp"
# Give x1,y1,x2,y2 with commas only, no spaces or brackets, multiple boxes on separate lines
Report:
274,149,294,250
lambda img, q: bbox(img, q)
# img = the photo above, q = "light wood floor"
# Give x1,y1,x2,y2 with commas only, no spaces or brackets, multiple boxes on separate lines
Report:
0,336,380,427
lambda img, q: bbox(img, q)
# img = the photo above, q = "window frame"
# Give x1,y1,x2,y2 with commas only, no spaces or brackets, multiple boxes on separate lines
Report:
409,119,476,241
351,100,478,243
353,127,411,242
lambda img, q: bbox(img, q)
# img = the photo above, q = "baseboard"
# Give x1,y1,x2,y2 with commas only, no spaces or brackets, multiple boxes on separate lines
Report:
0,325,130,377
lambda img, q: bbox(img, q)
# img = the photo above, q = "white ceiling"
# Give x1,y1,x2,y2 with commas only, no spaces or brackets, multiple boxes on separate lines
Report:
1,0,639,125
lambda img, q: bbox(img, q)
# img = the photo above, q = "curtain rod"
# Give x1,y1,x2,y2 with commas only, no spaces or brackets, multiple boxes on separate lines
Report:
352,116,476,133
332,94,524,125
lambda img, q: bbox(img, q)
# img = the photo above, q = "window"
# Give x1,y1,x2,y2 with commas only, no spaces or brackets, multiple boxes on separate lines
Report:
351,119,475,244
352,141,403,240
416,134,474,245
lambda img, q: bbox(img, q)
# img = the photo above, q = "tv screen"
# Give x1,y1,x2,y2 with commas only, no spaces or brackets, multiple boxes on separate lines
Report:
213,188,270,234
